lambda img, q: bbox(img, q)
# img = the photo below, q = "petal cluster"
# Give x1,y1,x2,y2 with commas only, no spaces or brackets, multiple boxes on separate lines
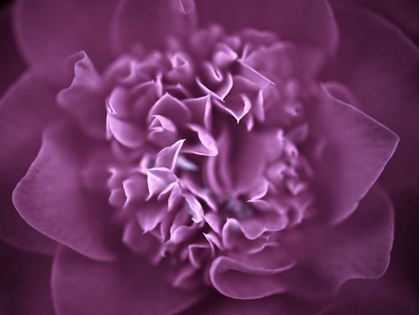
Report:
61,26,320,293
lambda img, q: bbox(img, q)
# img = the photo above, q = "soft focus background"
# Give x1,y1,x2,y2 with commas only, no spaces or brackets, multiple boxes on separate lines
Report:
0,0,418,314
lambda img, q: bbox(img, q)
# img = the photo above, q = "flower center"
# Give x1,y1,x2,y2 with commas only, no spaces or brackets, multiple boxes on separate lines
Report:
102,25,317,289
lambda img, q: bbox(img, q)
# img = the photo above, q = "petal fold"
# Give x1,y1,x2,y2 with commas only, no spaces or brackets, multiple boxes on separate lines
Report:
307,86,399,223
156,139,185,171
57,51,106,139
210,254,295,299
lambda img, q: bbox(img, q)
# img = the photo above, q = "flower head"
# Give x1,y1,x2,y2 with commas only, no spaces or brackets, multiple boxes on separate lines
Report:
0,0,417,314
77,25,325,294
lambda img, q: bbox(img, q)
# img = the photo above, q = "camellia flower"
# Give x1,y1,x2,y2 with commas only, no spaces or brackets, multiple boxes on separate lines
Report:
0,0,417,314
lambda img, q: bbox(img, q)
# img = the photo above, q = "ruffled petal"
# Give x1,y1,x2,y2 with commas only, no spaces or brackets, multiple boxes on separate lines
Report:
57,51,107,139
0,241,55,315
111,0,197,54
122,173,149,206
183,124,218,156
210,248,295,299
147,115,179,147
184,193,205,223
156,139,185,171
221,93,252,123
146,167,178,199
0,72,59,255
196,0,338,53
307,86,399,223
14,0,119,69
236,211,288,240
149,93,192,125
331,7,418,192
12,123,122,261
52,246,208,315
136,202,167,232
184,95,212,130
107,115,146,148
181,176,217,210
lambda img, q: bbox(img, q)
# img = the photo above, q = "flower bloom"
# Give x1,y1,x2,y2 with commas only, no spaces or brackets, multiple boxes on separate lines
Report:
0,0,417,314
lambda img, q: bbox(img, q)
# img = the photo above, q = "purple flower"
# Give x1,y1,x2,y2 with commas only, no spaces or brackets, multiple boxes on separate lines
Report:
0,1,417,314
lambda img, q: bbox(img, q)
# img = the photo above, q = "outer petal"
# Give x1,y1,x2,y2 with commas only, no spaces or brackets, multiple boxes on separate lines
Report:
0,241,55,315
0,72,59,255
331,7,418,192
13,0,119,69
289,185,394,295
196,0,338,53
12,123,122,261
0,192,57,256
52,246,208,315
306,86,399,223
111,0,197,54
